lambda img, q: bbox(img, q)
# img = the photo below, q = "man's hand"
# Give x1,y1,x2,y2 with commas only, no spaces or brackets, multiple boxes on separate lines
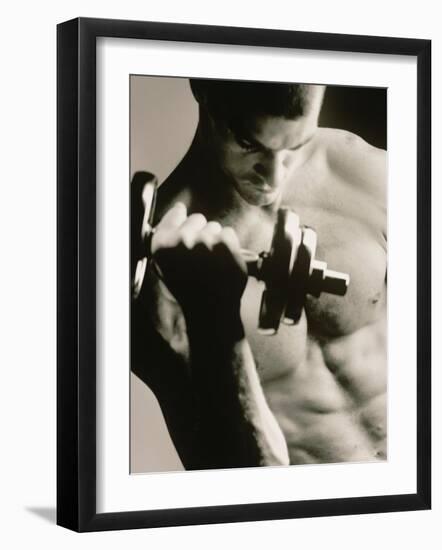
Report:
151,203,248,323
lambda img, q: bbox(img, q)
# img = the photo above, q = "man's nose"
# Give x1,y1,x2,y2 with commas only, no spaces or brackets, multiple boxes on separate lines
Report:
254,151,287,187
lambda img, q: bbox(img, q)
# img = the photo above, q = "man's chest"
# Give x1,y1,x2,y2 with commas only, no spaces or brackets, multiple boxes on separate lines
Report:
294,201,386,336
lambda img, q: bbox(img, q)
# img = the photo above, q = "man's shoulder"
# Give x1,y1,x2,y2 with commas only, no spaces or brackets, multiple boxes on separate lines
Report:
317,127,387,201
318,127,386,162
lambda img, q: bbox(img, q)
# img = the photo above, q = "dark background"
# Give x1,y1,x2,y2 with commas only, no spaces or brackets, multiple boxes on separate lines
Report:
320,85,387,149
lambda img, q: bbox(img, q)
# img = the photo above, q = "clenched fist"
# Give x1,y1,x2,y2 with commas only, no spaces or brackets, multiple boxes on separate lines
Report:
151,203,248,322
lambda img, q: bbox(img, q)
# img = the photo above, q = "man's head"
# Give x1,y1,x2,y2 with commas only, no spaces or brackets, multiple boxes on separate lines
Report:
190,79,325,206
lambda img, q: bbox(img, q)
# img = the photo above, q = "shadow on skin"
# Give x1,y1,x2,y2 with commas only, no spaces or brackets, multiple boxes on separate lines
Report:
25,506,56,524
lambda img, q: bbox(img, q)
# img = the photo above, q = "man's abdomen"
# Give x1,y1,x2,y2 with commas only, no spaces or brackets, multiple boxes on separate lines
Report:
259,317,387,465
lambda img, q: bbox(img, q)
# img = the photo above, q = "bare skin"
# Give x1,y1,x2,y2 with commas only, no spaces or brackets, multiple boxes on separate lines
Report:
132,93,387,469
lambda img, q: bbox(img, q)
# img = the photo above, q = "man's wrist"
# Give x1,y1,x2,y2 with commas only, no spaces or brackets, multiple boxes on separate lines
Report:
184,303,245,344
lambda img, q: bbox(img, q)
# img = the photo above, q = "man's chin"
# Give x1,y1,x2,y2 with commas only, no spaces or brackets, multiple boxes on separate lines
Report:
239,187,280,207
229,176,280,206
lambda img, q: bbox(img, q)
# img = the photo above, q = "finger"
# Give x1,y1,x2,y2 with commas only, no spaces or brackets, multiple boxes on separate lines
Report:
203,220,223,234
156,202,188,231
219,226,241,252
151,203,188,253
216,226,247,272
179,213,207,247
195,221,223,247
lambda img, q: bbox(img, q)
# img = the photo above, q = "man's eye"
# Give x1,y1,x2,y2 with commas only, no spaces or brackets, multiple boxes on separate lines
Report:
236,137,256,152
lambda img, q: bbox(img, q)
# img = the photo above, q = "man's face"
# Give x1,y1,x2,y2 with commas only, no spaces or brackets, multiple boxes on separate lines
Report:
207,106,320,207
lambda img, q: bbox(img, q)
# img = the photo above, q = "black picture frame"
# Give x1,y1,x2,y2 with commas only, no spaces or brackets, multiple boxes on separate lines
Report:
57,17,431,532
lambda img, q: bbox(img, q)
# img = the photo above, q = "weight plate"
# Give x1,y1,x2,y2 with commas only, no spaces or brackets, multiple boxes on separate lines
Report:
284,226,316,324
258,209,300,333
131,172,158,299
141,177,158,254
258,290,283,335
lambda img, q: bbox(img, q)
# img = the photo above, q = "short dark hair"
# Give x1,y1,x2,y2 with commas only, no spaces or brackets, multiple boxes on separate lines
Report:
190,78,321,129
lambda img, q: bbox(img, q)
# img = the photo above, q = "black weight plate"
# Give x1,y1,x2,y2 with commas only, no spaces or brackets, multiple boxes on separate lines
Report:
284,227,315,324
258,209,299,333
258,290,284,335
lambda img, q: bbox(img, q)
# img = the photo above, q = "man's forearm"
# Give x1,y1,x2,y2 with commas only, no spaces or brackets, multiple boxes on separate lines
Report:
185,310,290,470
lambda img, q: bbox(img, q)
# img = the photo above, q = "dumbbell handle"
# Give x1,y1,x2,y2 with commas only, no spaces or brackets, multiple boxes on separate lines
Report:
309,260,349,297
240,251,349,299
313,264,348,296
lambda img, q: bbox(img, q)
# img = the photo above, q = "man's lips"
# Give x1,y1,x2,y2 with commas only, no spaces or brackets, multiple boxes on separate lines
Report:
245,178,278,192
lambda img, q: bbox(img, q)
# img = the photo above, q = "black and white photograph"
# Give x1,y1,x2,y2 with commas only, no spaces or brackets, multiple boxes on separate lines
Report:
130,76,387,474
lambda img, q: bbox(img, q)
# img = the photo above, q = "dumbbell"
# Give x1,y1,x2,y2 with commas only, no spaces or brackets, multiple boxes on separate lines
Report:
132,172,350,334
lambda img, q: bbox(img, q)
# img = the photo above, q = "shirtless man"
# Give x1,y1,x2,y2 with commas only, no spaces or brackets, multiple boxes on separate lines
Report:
131,79,387,470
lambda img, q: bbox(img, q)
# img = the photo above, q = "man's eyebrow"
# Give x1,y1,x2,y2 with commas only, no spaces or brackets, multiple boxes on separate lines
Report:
232,129,262,149
233,128,314,152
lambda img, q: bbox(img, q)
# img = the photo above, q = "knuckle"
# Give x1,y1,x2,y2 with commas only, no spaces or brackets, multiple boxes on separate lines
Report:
151,232,164,252
153,228,180,251
178,227,194,247
193,237,211,252
206,220,222,232
198,233,215,249
189,212,207,225
221,225,235,236
150,238,164,255
212,236,229,252
220,226,237,244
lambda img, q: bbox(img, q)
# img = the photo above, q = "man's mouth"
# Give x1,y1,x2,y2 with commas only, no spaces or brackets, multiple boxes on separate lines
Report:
248,178,278,192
